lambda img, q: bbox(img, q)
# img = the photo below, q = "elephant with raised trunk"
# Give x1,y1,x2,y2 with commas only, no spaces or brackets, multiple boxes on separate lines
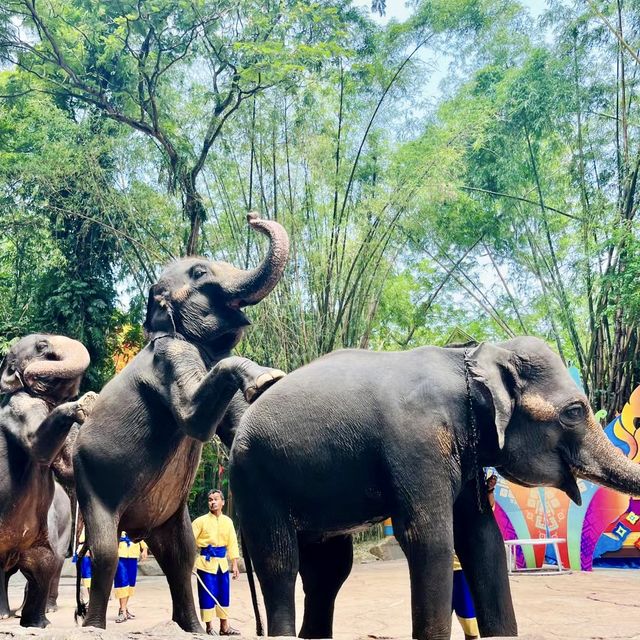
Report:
230,337,640,640
0,334,95,628
74,213,289,632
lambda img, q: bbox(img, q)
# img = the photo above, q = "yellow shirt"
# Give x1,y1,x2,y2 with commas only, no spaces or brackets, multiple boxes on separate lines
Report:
192,513,239,574
118,532,148,559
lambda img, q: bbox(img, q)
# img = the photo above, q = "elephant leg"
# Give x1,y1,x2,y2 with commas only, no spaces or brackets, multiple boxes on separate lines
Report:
82,503,119,629
0,568,11,618
242,511,298,636
18,545,57,628
453,480,517,637
393,506,454,640
146,504,203,634
17,582,27,618
46,555,64,612
298,534,353,639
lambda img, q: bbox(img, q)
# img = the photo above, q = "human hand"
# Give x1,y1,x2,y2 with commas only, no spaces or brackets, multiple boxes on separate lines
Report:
232,561,239,579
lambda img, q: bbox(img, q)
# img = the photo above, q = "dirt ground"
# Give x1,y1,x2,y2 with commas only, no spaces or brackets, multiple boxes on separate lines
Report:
1,559,639,640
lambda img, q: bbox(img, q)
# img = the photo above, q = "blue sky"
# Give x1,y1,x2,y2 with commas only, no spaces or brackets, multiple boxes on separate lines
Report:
355,0,547,22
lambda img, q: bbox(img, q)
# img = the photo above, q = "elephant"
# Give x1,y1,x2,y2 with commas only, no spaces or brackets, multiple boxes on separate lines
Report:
73,213,289,631
0,334,95,627
230,337,640,640
0,482,72,618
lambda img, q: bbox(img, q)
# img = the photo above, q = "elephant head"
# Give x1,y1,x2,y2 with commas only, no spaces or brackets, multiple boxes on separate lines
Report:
144,213,289,352
469,336,640,505
0,334,90,401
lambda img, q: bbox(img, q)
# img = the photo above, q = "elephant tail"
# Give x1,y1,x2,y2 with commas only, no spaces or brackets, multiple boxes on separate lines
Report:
73,543,88,624
241,533,264,636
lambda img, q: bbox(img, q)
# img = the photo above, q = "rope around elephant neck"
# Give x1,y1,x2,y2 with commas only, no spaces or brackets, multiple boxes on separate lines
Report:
463,349,484,513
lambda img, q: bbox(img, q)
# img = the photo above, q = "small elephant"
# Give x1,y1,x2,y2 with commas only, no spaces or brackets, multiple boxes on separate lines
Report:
73,213,288,631
0,482,72,618
0,334,95,628
230,337,640,640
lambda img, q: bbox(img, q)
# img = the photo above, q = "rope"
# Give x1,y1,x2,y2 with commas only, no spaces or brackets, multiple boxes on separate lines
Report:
71,500,79,561
463,349,485,513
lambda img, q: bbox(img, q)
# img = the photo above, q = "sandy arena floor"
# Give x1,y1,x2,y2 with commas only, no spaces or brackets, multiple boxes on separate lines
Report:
0,560,638,639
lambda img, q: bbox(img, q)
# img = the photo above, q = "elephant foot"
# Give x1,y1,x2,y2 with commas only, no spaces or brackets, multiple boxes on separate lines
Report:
244,368,286,403
0,613,10,620
74,391,99,423
82,614,107,630
20,614,50,628
173,612,205,634
46,602,58,613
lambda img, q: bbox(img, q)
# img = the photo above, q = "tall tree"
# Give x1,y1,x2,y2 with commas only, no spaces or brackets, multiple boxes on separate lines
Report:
1,0,351,254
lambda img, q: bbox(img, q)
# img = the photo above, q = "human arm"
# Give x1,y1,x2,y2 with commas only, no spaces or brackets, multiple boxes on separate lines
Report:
487,474,497,509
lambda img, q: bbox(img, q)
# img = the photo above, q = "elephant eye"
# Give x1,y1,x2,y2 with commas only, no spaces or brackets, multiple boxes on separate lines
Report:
36,340,48,353
560,403,585,425
191,266,208,280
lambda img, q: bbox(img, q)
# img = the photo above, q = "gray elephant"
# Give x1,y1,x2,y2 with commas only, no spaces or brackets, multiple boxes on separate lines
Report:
73,213,288,631
230,337,640,640
0,334,95,628
0,482,72,618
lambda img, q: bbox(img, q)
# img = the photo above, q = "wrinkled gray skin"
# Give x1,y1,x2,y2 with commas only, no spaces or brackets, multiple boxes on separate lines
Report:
231,337,640,640
0,483,72,617
0,334,94,628
73,214,289,632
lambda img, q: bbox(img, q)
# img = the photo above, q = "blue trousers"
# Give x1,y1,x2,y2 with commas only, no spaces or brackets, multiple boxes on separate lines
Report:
452,570,478,636
197,568,230,621
114,557,138,597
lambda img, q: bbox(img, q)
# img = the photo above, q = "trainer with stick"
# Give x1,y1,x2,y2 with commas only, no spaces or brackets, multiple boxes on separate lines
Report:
192,489,241,636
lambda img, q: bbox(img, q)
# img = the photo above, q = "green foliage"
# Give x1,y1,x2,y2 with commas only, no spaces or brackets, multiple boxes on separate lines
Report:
1,0,639,509
188,439,230,519
0,78,121,386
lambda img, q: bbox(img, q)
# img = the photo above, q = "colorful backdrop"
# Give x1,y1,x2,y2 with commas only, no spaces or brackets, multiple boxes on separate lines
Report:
494,385,640,570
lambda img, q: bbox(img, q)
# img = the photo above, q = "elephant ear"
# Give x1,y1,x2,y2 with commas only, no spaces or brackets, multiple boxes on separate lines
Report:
0,358,23,394
143,286,175,338
465,342,520,449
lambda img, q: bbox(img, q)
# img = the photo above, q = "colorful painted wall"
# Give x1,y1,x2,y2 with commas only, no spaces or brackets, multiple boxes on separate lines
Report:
493,385,640,570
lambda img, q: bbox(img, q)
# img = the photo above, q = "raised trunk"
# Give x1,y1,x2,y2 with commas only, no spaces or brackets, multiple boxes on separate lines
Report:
223,213,290,308
24,336,90,384
575,423,640,496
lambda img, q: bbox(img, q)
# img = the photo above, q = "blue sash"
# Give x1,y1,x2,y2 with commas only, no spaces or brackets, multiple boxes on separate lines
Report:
120,534,132,546
200,545,227,561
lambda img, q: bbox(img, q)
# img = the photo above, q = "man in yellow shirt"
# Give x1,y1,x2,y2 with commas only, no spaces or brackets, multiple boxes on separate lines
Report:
192,489,240,635
114,533,147,623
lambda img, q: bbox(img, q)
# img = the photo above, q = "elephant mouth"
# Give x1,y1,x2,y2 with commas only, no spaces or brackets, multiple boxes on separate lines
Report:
496,465,583,506
208,328,246,354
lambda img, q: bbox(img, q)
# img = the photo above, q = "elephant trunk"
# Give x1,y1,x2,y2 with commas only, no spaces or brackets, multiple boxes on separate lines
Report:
24,336,90,384
223,213,289,308
574,420,640,496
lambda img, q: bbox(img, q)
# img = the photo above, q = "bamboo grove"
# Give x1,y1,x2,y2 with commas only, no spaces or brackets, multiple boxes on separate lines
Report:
0,0,639,420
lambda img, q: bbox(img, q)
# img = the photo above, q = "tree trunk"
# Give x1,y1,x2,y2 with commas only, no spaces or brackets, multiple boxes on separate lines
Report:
183,175,207,256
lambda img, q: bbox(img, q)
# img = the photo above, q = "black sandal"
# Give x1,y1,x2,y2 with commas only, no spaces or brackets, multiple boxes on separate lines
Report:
220,626,240,636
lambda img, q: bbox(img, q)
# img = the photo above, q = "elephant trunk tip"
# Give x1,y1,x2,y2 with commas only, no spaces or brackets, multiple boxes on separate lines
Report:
224,212,289,308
